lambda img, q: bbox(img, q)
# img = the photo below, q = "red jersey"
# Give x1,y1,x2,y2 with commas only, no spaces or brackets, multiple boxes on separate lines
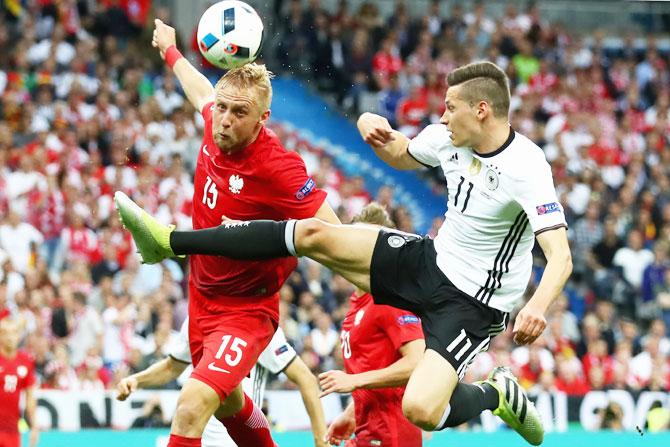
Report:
190,103,327,302
0,351,35,433
340,293,423,447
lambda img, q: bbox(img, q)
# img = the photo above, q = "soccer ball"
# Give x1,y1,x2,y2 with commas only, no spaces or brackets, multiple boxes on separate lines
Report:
197,0,264,70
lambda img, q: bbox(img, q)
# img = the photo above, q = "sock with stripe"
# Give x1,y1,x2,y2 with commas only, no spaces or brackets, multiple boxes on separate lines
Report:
170,220,297,258
167,434,201,447
437,382,499,429
217,393,277,447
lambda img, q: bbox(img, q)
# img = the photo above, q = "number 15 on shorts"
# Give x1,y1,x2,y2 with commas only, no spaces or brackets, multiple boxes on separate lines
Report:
208,335,248,373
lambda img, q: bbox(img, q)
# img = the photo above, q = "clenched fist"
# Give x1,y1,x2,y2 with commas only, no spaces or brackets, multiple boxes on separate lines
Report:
152,19,177,59
116,376,139,401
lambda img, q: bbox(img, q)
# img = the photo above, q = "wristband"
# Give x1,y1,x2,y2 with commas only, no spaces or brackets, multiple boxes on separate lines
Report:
165,45,183,69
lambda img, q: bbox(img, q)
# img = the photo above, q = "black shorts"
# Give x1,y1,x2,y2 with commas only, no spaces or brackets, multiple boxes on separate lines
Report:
370,229,509,378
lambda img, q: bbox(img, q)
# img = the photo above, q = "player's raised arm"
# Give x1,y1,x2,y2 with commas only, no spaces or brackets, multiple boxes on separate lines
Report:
153,19,214,112
357,112,423,170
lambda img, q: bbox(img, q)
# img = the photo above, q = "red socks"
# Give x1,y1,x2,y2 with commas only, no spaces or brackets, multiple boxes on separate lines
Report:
218,393,276,447
167,434,201,447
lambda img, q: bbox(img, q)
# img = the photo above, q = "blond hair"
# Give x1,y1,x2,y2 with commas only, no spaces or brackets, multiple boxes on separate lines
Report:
447,61,510,118
351,202,395,228
214,63,274,111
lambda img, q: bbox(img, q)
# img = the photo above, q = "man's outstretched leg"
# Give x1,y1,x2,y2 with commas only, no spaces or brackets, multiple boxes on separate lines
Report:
114,191,378,290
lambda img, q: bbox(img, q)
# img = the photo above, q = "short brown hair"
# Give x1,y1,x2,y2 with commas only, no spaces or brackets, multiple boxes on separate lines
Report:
446,61,510,118
214,63,274,111
351,202,395,228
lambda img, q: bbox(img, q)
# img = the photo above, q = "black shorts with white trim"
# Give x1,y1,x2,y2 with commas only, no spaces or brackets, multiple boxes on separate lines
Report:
370,229,509,378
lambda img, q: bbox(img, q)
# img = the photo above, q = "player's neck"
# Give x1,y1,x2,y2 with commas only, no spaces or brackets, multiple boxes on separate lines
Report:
0,346,17,358
472,121,512,155
352,289,367,300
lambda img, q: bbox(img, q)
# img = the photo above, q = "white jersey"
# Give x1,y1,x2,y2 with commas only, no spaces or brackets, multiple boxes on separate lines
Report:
408,124,566,313
169,318,297,447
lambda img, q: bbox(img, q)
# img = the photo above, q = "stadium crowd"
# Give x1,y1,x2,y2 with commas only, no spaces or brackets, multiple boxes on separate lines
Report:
0,0,669,430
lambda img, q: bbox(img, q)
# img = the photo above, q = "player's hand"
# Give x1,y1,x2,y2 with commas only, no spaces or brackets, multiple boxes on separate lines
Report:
314,434,329,447
116,376,139,401
318,370,359,397
324,412,356,446
513,303,547,345
357,112,395,149
221,215,243,225
152,19,177,59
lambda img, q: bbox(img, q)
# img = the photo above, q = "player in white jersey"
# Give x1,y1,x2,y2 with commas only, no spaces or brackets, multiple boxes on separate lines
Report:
116,319,327,447
115,61,572,446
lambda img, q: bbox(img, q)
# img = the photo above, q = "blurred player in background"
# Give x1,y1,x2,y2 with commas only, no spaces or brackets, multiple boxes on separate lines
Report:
116,318,327,447
0,318,38,447
318,203,424,447
149,18,339,447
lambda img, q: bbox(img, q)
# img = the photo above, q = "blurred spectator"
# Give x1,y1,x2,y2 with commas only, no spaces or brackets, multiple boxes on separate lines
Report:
377,73,404,128
613,229,654,289
101,293,135,369
310,311,338,360
0,210,43,274
66,291,103,368
554,351,590,396
130,395,171,428
656,269,670,330
598,402,625,431
371,36,402,91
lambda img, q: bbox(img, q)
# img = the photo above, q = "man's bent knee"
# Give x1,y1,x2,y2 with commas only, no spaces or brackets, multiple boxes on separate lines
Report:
402,395,442,431
172,380,220,436
295,218,329,254
173,398,214,435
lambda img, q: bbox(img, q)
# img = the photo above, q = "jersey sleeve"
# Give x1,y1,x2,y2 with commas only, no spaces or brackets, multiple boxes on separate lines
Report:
267,151,328,219
201,102,214,120
512,154,567,234
407,124,447,168
376,306,424,352
168,318,192,364
256,327,297,374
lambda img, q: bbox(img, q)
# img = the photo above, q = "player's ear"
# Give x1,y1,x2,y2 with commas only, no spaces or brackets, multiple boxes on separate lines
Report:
476,100,490,121
259,109,271,125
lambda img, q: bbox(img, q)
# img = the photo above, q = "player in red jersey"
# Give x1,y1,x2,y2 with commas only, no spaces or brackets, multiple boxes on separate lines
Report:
0,318,38,447
317,204,424,447
150,19,338,447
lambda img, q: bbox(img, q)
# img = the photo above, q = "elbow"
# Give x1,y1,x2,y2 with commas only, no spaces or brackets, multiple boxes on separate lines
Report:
357,112,373,127
302,370,320,392
290,363,319,392
403,341,426,374
563,252,573,277
406,352,423,371
166,358,186,380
